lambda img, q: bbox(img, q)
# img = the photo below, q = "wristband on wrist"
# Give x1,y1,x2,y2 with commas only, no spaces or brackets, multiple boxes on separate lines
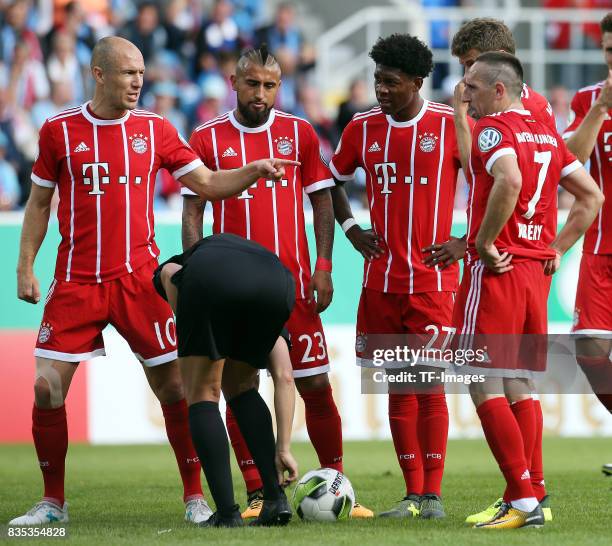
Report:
315,257,332,272
341,218,357,234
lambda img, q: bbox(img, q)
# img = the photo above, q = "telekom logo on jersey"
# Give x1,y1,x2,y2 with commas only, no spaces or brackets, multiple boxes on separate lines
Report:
81,162,142,195
374,162,428,194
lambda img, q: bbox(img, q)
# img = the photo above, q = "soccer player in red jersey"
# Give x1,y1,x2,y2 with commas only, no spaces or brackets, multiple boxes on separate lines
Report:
10,36,296,526
456,52,602,529
447,18,559,524
330,34,465,519
563,13,612,423
182,46,373,519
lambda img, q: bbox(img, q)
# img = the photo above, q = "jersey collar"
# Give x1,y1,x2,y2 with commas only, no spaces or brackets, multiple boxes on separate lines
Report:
81,101,131,125
385,99,428,128
229,108,276,133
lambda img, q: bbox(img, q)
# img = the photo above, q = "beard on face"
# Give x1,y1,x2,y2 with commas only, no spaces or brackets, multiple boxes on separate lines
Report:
237,99,272,127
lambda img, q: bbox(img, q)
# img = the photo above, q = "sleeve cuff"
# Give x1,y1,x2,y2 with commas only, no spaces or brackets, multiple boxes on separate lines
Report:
560,159,583,178
561,130,574,140
304,178,335,194
329,160,355,182
485,148,517,175
172,158,204,180
31,173,56,188
180,186,197,196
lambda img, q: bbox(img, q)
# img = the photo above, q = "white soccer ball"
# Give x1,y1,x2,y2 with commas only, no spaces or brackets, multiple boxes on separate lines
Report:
292,468,355,521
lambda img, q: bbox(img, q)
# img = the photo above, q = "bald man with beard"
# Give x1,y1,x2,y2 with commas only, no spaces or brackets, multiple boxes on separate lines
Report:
10,36,296,526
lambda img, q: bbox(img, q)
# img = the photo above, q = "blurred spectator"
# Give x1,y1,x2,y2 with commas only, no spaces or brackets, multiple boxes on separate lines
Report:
295,85,337,159
150,80,187,136
255,2,302,58
7,42,49,110
53,0,110,32
46,1,96,66
230,0,262,39
549,85,571,134
119,1,168,64
163,0,192,57
0,0,43,65
46,31,87,103
31,81,77,128
0,129,20,210
335,79,372,133
195,0,240,72
195,74,226,125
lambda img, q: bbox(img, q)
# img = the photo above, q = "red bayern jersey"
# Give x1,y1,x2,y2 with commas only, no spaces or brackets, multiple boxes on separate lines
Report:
521,83,556,131
563,81,612,255
467,109,581,263
329,100,463,294
32,102,202,283
183,109,334,299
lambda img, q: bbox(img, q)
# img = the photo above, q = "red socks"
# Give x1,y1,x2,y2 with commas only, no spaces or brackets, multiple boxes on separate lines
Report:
226,407,263,493
477,397,535,502
32,405,68,506
577,356,612,412
300,385,343,472
531,400,547,500
161,399,203,501
418,393,448,496
389,393,422,494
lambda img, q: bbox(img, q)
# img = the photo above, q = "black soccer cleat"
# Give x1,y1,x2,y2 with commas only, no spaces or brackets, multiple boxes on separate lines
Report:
249,489,292,527
602,463,612,476
198,507,244,528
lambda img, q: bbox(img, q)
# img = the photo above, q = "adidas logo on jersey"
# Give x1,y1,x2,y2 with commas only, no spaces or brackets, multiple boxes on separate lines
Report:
222,146,238,158
368,141,381,152
520,469,531,480
73,142,90,153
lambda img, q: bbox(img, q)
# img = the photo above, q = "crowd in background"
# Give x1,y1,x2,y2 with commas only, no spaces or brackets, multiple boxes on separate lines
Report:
0,0,604,212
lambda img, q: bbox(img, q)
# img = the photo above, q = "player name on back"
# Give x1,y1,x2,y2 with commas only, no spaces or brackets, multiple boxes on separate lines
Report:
515,132,558,147
517,223,543,241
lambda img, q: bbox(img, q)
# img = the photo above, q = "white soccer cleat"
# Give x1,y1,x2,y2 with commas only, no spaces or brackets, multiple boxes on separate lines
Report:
184,498,213,524
9,501,68,525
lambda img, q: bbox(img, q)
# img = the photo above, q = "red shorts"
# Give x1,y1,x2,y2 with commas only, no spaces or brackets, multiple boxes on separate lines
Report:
356,288,455,368
286,298,329,378
452,260,551,377
35,259,177,366
572,253,612,336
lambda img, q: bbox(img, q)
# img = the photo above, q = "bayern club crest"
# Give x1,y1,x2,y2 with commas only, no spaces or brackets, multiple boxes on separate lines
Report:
275,137,294,156
129,133,149,154
38,322,53,344
419,132,439,153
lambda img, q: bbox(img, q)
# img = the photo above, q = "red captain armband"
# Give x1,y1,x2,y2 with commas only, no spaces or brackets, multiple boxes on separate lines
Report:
315,257,332,273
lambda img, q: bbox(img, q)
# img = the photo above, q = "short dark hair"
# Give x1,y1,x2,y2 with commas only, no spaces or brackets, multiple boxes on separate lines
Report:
236,44,280,75
474,51,524,98
451,18,516,57
601,12,612,35
369,33,433,78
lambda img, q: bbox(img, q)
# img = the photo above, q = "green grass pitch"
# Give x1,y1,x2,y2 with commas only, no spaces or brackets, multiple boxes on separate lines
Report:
1,438,610,545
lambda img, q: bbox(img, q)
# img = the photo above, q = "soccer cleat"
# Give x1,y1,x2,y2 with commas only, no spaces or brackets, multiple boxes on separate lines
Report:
465,497,503,524
539,495,553,522
419,494,446,519
378,494,421,518
602,463,612,476
350,501,374,518
474,502,545,529
9,501,69,525
198,508,243,528
241,489,263,519
249,490,292,527
184,498,213,524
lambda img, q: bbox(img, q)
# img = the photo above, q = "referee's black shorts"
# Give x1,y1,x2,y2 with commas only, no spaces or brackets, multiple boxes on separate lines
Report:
153,233,295,368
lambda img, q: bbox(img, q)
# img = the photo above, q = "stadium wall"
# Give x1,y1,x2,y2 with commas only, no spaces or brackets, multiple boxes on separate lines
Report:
1,214,610,443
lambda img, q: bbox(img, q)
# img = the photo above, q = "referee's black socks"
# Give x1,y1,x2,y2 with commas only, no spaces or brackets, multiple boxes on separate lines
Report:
188,401,239,517
228,389,281,501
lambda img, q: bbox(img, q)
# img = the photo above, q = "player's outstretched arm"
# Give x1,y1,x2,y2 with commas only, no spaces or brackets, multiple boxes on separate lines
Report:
330,183,382,261
268,337,298,485
309,189,334,313
17,184,55,304
566,70,612,163
475,155,522,273
181,195,206,251
178,159,300,201
545,167,604,275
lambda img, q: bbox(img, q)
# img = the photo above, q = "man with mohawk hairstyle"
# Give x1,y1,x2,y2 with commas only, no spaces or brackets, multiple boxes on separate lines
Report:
182,44,374,519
